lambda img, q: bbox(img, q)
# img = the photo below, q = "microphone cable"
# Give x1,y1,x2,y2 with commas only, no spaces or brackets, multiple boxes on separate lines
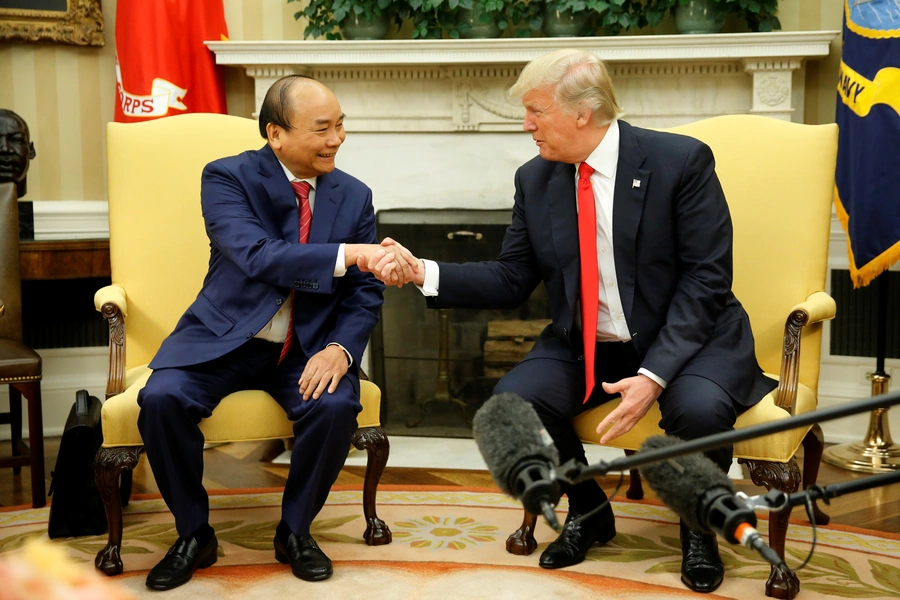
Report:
565,469,626,531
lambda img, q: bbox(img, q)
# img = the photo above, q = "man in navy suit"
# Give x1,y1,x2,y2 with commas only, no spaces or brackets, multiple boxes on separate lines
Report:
364,49,775,594
138,76,412,591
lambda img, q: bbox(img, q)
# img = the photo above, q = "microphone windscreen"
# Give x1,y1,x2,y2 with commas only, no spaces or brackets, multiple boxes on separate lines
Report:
472,393,559,496
639,435,733,532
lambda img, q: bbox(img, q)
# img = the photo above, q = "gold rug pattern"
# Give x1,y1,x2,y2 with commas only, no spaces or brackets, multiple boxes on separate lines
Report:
1,485,899,599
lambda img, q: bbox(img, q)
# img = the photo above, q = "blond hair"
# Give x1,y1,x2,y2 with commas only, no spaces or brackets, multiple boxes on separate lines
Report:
508,49,623,126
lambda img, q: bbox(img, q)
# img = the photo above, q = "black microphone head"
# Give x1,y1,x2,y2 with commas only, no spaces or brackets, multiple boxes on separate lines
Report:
472,393,559,496
639,435,734,532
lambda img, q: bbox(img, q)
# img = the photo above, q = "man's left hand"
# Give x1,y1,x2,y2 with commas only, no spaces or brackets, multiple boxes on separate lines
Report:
299,345,349,401
595,375,663,443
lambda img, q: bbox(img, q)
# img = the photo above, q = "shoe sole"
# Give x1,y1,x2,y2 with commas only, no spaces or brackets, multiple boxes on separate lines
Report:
274,546,333,581
145,553,218,591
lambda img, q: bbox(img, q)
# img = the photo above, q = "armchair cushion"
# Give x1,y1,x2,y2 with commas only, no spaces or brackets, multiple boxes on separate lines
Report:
101,366,383,447
572,375,816,462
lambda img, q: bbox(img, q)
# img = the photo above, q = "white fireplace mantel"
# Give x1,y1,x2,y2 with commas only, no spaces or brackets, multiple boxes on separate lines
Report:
208,32,838,130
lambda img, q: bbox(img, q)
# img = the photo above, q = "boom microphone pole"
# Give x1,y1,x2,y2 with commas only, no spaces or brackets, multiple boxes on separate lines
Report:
738,469,900,513
556,390,900,484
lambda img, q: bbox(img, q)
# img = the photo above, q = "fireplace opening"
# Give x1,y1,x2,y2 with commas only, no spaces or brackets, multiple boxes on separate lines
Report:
370,209,551,439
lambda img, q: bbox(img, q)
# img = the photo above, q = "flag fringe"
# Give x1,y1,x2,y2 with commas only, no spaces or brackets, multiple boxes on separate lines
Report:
834,186,900,288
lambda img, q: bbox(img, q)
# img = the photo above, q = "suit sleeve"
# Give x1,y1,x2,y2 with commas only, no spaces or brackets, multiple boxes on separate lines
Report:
200,161,339,293
640,141,734,383
325,188,384,367
429,168,542,309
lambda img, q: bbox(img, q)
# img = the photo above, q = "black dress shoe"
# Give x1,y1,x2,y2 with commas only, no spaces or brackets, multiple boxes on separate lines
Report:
539,505,616,569
146,533,218,590
680,520,724,593
274,532,333,581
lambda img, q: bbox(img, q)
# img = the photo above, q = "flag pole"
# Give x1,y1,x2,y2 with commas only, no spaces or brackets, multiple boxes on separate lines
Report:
823,274,900,472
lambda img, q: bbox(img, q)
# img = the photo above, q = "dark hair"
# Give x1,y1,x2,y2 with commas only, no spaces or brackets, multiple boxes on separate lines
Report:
257,74,314,139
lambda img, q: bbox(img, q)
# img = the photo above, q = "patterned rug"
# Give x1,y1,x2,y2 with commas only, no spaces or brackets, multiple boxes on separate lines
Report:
1,485,899,599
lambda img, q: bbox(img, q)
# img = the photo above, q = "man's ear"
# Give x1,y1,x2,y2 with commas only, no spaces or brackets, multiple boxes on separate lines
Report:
28,142,35,160
266,123,281,148
575,104,592,128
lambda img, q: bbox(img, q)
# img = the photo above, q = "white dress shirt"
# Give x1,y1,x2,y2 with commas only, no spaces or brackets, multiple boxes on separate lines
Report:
254,161,352,365
419,120,666,388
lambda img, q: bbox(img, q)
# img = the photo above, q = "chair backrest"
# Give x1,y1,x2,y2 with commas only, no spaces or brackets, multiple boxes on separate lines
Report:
668,116,837,395
0,182,23,343
106,114,263,369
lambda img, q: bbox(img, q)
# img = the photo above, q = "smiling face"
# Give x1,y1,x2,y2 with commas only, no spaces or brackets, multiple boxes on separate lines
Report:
267,81,345,179
0,111,36,197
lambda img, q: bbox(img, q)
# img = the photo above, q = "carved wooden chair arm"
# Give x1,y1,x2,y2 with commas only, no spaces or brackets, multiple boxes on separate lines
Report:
95,285,128,399
774,291,836,414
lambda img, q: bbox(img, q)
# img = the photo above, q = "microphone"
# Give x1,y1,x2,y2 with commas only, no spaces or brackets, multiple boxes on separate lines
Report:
639,435,786,570
472,393,562,531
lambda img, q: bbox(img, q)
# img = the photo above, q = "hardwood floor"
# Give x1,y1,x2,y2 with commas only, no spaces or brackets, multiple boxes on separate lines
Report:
1,437,897,534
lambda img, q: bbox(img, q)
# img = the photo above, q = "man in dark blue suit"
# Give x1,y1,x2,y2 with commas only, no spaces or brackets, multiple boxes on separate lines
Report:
365,50,775,594
138,76,412,591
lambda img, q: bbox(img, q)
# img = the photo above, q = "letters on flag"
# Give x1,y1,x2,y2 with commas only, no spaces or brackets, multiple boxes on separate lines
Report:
834,0,900,287
115,0,229,123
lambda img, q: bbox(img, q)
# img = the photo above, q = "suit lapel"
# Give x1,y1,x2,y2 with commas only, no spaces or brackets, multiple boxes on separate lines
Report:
612,121,649,324
547,163,580,312
308,171,341,244
259,146,302,242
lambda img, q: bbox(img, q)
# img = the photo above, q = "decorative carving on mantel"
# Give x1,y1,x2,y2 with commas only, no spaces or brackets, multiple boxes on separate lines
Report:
757,75,791,106
209,33,839,130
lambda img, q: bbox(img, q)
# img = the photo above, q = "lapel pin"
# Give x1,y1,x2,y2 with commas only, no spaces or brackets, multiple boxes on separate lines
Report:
632,179,641,189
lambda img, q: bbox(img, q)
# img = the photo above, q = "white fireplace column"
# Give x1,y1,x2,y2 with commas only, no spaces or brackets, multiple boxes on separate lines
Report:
741,58,803,121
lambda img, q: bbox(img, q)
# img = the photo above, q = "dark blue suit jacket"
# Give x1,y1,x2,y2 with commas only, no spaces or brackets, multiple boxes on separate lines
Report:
430,120,774,407
150,144,384,373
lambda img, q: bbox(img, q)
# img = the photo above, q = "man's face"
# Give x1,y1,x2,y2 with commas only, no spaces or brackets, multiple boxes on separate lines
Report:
0,112,35,186
269,84,346,179
522,85,582,164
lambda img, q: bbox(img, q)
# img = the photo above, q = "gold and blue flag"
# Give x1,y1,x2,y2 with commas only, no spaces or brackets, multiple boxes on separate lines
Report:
834,0,900,287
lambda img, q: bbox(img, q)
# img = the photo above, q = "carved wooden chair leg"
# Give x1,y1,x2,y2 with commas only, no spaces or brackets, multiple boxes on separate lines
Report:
741,457,802,600
20,382,46,508
623,450,644,500
351,426,392,545
9,385,22,476
800,424,830,525
94,446,142,576
507,510,539,555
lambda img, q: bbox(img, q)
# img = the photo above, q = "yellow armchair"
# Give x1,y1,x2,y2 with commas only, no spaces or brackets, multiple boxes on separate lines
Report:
93,114,391,576
507,115,838,600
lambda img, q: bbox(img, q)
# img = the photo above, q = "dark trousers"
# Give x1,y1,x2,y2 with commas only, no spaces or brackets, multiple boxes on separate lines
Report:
137,339,361,538
494,341,738,513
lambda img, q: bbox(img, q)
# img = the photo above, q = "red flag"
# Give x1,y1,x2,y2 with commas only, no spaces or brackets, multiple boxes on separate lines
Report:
115,0,228,123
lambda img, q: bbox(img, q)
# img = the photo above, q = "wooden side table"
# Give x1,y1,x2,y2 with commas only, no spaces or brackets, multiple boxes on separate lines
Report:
19,240,110,281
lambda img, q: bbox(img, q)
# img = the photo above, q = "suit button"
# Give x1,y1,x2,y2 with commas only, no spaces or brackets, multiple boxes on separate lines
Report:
313,283,319,290
562,328,568,335
246,333,253,339
294,280,300,287
275,298,283,306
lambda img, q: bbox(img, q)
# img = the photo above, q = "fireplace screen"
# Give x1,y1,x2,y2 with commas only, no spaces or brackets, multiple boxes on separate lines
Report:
370,209,551,439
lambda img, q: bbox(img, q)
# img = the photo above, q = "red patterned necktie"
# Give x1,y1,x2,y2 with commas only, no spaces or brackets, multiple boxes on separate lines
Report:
577,162,598,403
278,180,312,365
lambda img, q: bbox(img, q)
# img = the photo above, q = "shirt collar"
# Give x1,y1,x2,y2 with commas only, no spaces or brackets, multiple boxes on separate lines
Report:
578,119,620,179
278,159,317,191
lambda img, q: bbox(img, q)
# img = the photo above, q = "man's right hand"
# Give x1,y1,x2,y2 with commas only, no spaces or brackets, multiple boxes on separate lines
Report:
346,243,418,287
358,237,425,287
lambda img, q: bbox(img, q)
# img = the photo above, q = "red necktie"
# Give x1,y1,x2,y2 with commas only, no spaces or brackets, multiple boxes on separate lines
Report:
278,180,312,365
577,162,598,403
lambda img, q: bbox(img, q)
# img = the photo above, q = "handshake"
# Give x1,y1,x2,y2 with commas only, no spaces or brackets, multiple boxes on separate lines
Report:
347,238,423,288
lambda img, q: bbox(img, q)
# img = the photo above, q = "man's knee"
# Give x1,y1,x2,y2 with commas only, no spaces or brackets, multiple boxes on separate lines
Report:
659,375,736,440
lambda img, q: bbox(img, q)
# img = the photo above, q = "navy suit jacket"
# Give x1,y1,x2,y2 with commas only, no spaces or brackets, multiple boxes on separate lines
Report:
430,120,774,407
150,144,384,374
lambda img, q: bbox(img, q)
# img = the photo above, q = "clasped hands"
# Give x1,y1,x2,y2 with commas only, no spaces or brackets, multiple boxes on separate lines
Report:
351,238,424,287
